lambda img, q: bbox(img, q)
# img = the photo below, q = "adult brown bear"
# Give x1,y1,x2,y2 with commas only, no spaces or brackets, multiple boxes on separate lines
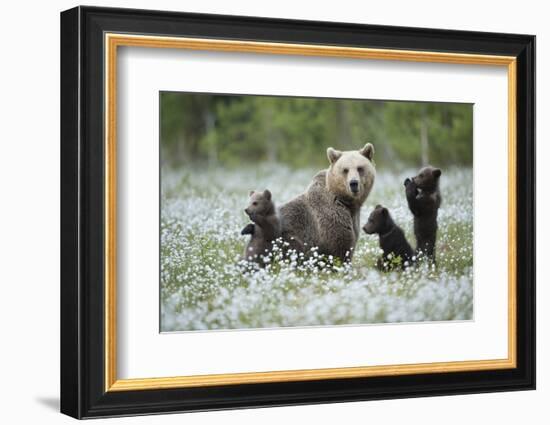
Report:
279,143,376,261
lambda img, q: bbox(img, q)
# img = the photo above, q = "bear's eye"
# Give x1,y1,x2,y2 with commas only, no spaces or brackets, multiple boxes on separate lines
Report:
343,168,349,173
252,202,258,206
357,166,364,174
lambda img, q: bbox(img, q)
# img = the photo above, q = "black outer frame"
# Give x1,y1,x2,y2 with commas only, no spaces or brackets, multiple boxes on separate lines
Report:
60,5,535,419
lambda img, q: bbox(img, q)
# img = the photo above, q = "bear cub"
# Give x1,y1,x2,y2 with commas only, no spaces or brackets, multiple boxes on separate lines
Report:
241,189,281,265
404,166,442,263
363,205,414,271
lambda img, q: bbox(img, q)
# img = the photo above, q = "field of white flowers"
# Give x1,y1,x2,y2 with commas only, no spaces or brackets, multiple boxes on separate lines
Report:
160,164,473,332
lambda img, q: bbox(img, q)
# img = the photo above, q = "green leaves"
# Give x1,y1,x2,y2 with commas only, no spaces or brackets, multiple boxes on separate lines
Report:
160,93,473,170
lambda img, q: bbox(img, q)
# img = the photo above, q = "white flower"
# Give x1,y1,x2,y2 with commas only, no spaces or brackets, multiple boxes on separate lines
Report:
160,164,473,332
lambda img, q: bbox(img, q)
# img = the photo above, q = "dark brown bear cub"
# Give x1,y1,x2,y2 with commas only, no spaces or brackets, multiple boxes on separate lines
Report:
363,205,414,271
241,190,281,265
404,166,442,263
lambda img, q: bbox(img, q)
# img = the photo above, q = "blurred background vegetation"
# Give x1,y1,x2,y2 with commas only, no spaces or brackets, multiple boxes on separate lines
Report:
160,92,472,170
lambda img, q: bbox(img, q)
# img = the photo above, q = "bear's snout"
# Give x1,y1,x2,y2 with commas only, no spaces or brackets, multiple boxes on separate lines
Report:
349,179,359,194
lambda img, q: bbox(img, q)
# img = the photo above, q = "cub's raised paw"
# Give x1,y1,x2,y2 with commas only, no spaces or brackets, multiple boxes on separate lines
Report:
240,223,255,235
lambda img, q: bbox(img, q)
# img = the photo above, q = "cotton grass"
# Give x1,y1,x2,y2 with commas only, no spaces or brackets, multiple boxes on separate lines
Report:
161,164,473,331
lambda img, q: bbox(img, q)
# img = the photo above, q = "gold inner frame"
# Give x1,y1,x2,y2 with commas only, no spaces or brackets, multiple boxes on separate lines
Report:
104,33,517,392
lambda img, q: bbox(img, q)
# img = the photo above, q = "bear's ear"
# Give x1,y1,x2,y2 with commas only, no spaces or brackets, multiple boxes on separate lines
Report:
263,189,272,201
381,207,388,217
327,147,343,164
433,168,442,178
375,204,382,209
249,190,255,197
359,143,375,161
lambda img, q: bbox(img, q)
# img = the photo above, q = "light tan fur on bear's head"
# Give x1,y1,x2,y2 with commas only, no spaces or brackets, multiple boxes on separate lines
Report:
325,143,376,207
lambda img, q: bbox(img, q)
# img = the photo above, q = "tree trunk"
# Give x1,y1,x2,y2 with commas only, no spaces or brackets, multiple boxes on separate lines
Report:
264,105,277,163
205,111,217,167
420,105,429,165
337,101,352,149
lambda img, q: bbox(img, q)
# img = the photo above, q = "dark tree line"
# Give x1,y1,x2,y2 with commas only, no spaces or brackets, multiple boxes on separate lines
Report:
160,92,472,170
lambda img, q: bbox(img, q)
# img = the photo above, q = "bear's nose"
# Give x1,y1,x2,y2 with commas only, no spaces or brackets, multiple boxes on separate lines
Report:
349,179,359,193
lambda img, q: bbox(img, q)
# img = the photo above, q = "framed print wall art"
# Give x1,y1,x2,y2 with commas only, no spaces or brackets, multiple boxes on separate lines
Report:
60,6,536,419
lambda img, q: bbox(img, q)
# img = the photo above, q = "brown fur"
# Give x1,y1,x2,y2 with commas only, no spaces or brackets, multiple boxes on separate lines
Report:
241,190,281,265
279,143,376,261
363,205,414,270
404,166,442,262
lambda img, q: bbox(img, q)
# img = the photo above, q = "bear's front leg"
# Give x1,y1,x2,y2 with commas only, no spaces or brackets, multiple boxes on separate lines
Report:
404,179,421,216
240,223,255,235
376,256,389,272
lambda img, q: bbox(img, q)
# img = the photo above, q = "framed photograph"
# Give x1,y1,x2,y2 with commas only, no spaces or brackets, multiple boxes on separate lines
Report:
60,6,535,419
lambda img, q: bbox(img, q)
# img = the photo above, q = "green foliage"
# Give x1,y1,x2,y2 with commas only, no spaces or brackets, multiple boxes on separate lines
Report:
160,92,472,170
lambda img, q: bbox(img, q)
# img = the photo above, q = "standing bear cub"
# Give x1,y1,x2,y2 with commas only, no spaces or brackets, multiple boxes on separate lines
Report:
241,190,281,266
363,205,414,271
278,143,376,262
404,166,442,263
